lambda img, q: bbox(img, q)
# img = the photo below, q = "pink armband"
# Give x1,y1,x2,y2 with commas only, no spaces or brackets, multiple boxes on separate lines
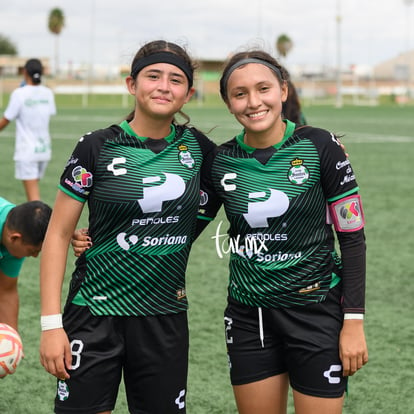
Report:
328,194,365,232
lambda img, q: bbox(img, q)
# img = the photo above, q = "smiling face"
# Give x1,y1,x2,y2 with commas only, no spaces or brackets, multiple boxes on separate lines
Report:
126,62,195,121
225,63,288,140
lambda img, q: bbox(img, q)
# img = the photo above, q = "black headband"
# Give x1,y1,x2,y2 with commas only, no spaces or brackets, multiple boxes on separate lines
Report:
130,51,193,87
222,58,282,91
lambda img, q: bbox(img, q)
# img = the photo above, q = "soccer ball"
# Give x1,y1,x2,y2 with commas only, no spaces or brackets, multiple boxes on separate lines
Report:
0,323,24,378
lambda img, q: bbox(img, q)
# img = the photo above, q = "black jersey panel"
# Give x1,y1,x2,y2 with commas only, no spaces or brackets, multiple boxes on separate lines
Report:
60,124,211,316
208,127,363,308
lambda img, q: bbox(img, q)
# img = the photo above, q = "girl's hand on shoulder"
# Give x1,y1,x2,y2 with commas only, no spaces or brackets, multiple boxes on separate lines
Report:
336,136,348,157
71,228,92,257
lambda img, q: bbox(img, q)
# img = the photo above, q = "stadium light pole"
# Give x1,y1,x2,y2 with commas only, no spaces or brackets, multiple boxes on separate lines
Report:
83,0,96,108
404,0,414,98
257,0,263,38
335,0,343,108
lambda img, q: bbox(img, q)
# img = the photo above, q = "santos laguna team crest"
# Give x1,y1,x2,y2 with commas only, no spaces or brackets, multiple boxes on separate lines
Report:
288,158,309,185
177,144,195,169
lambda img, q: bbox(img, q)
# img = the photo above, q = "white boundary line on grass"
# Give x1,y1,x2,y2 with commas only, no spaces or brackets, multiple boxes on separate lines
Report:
343,133,414,143
0,131,413,142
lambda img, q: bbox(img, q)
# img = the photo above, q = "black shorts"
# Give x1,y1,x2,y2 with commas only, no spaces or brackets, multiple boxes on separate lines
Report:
55,304,189,414
224,285,347,398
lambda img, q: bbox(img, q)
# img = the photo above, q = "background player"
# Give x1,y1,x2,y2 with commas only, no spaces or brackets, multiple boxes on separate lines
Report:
0,58,56,201
39,40,215,414
0,196,51,330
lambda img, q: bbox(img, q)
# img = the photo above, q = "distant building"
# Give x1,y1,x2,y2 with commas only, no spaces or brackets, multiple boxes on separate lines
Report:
373,49,414,81
0,55,51,76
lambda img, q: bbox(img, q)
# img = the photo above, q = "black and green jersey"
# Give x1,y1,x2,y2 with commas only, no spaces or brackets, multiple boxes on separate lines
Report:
200,120,364,309
59,121,215,316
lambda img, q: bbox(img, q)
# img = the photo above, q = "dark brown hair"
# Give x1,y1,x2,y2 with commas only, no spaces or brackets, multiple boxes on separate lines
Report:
126,40,197,125
219,50,289,102
6,200,52,245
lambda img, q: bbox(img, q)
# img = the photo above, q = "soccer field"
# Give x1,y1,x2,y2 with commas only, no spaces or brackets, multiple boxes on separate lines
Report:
0,101,413,413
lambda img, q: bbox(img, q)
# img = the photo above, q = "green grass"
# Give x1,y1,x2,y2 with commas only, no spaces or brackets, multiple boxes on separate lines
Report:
0,99,413,413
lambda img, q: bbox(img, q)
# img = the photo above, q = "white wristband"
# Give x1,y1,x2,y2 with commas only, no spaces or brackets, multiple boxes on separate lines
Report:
41,314,63,331
344,313,364,320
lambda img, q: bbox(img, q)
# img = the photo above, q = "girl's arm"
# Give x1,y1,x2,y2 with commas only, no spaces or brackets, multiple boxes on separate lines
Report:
39,190,84,380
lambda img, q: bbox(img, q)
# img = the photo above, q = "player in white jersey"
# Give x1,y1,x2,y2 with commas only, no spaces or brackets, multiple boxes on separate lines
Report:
0,58,56,201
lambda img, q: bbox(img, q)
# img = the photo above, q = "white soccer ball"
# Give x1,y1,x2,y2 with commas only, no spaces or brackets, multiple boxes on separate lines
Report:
0,323,24,378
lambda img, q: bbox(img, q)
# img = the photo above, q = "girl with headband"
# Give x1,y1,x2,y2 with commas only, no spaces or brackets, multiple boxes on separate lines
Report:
198,50,368,414
39,40,215,414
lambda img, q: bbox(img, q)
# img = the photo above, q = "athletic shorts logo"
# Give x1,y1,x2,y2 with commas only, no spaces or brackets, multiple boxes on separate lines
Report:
243,189,289,228
323,364,342,384
57,380,69,401
224,316,233,344
138,173,185,213
175,389,186,409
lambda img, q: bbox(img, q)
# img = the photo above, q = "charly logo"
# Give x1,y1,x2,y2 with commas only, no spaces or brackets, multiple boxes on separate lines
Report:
220,173,237,191
243,189,289,228
323,364,342,384
175,389,186,409
107,157,127,176
138,173,185,213
288,158,309,185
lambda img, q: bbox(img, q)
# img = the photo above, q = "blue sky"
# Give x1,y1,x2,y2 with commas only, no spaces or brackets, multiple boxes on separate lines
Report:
1,0,413,70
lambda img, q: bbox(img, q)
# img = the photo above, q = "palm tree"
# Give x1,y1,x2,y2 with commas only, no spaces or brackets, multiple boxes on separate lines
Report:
48,8,65,76
0,34,18,55
275,34,293,60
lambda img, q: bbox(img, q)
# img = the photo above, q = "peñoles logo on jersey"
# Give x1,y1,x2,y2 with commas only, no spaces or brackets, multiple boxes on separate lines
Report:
220,172,289,228
243,189,290,228
138,173,185,213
